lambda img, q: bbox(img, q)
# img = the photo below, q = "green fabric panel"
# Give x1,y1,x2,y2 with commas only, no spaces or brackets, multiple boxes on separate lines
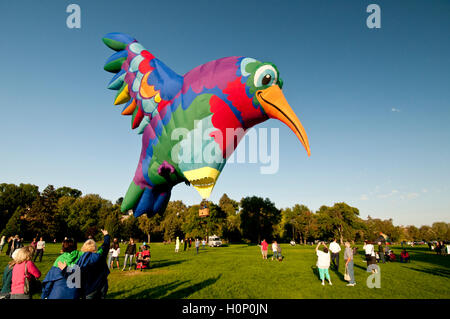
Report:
104,57,126,72
102,38,127,51
147,94,214,186
121,181,144,212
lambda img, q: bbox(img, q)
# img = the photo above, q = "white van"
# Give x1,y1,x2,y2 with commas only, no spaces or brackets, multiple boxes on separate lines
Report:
208,235,222,247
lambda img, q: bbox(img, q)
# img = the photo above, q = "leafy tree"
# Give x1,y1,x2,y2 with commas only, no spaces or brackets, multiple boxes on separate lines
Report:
55,196,77,239
23,185,60,239
138,214,162,242
0,183,39,231
121,215,142,240
204,204,227,239
281,204,317,244
104,210,122,239
316,203,362,244
182,205,206,239
219,194,241,242
406,225,421,241
116,197,124,206
1,207,25,237
55,186,82,199
219,194,239,215
66,194,114,240
240,196,280,243
160,201,187,241
431,222,449,241
419,225,435,242
364,217,402,242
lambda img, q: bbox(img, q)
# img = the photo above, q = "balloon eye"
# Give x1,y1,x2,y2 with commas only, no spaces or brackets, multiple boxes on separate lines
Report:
254,65,278,88
262,74,271,86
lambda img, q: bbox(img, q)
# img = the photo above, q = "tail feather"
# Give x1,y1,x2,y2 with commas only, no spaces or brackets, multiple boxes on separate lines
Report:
102,32,135,51
107,70,126,90
104,50,128,73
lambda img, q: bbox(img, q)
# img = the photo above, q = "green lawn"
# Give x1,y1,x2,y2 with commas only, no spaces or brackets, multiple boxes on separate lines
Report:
1,243,449,299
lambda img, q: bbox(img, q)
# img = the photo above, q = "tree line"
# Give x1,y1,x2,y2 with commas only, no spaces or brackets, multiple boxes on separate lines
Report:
1,183,449,243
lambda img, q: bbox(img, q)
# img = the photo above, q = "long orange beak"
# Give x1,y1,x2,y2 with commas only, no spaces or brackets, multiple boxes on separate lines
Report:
256,85,310,156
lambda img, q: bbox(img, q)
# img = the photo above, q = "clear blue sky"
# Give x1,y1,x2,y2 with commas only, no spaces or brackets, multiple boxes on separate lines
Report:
1,0,449,226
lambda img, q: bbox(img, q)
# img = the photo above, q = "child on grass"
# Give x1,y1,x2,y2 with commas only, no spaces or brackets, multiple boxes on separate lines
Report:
109,243,120,269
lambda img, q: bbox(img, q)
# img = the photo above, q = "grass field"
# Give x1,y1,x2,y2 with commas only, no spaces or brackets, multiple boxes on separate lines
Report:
1,243,449,299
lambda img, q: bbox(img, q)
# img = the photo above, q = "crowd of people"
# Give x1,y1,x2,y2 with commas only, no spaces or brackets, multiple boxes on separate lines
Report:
429,241,449,255
0,230,113,299
259,239,283,261
312,239,417,287
175,237,206,254
0,235,25,258
0,232,445,298
106,238,151,271
315,240,357,286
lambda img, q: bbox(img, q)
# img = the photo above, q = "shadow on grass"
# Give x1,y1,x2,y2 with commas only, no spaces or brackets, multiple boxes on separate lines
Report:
310,266,321,282
354,263,369,271
111,275,222,299
331,268,346,282
310,265,344,282
164,274,222,299
404,266,450,278
108,280,190,299
404,252,449,268
150,259,187,270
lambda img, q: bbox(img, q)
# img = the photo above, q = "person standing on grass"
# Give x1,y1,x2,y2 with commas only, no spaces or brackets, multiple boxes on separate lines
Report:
183,238,187,251
10,235,19,257
315,241,332,286
277,244,282,261
195,238,200,254
271,241,278,260
344,242,356,286
202,238,206,249
33,237,45,263
175,237,180,253
75,230,110,299
41,238,82,299
378,242,385,263
10,246,42,299
107,238,118,268
0,236,5,253
364,241,377,273
5,237,13,257
261,239,268,260
329,239,341,270
363,241,374,264
123,238,136,271
31,238,37,249
109,243,120,269
1,248,21,298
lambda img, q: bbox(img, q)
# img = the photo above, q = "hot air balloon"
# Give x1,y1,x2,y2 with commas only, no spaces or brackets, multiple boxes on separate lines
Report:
102,32,310,217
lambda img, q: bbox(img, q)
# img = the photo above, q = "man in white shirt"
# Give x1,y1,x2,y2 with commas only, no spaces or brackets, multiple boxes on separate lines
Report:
363,241,376,269
33,237,46,262
329,239,341,270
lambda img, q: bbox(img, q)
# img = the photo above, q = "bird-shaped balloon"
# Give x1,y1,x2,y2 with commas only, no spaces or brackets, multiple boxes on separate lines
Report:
102,32,310,218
